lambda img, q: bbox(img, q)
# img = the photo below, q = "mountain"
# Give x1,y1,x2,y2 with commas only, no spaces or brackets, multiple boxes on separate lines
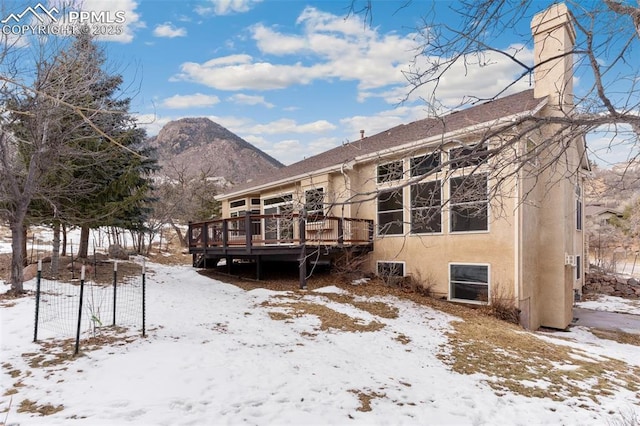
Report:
148,118,283,186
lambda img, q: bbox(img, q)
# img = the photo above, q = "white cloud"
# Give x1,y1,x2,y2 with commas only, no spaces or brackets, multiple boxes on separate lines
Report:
174,56,325,90
228,94,274,108
173,6,533,109
161,93,220,109
153,22,186,38
246,118,336,135
195,0,262,16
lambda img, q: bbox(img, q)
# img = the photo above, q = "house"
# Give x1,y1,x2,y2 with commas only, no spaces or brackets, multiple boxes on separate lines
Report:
189,3,588,330
585,204,624,226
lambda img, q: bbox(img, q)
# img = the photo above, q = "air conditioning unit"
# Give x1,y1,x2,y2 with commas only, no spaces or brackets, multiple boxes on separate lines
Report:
565,254,576,267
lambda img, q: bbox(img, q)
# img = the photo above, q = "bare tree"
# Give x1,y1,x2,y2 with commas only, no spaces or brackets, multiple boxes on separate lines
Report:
152,160,222,247
348,0,639,169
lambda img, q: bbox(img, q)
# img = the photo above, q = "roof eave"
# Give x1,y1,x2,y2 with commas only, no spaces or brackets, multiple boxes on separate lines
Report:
217,97,547,201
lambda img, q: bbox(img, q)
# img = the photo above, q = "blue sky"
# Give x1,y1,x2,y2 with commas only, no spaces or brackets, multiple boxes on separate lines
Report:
3,0,634,166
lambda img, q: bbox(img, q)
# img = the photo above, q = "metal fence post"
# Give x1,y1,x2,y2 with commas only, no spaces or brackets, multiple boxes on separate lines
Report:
33,259,42,343
74,265,86,356
142,259,146,337
112,261,118,327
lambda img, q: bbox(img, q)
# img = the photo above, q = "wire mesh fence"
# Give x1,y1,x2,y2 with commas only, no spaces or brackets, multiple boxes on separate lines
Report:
33,261,146,355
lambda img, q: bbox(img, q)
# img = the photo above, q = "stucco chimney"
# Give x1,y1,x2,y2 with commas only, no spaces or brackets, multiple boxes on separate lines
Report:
360,129,365,139
530,3,576,109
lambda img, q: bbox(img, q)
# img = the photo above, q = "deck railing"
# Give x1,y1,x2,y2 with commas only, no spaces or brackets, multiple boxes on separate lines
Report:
189,214,374,250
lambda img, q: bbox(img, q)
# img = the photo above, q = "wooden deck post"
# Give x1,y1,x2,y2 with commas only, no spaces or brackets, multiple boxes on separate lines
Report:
299,212,307,290
222,220,228,252
245,213,252,253
202,223,209,268
337,218,344,247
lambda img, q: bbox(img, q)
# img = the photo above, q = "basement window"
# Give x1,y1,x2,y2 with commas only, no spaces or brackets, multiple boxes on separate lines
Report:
449,264,489,304
377,261,405,286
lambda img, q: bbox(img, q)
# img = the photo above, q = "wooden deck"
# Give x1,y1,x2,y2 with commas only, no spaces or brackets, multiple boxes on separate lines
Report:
188,214,374,287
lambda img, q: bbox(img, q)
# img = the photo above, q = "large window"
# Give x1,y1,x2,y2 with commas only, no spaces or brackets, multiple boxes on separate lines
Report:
450,264,489,303
377,188,403,235
449,143,488,169
410,181,442,233
450,174,488,232
377,160,404,183
305,188,324,221
410,153,440,177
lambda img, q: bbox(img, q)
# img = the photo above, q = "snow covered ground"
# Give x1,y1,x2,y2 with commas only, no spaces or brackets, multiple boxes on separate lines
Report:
577,294,640,316
1,260,640,425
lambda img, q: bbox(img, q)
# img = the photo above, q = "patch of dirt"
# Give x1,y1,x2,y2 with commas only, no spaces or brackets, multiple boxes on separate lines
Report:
262,298,385,333
348,389,386,412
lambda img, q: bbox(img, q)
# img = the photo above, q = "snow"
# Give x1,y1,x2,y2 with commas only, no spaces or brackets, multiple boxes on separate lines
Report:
1,261,640,425
577,294,640,315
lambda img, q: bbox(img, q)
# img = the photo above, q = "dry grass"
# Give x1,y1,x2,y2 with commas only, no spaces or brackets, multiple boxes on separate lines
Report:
439,318,640,403
348,389,387,412
590,328,640,346
261,296,385,333
16,399,63,416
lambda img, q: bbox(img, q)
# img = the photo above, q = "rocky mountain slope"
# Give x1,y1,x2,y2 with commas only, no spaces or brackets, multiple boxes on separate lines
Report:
149,118,283,186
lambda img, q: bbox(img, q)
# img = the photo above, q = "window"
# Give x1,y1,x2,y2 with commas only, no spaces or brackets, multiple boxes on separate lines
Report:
450,264,489,303
410,153,440,177
576,255,581,280
450,174,488,232
410,180,442,233
449,143,488,169
230,199,246,208
576,199,583,231
305,188,324,221
264,194,293,206
377,261,405,286
377,160,404,183
377,188,403,235
251,198,261,206
229,210,246,237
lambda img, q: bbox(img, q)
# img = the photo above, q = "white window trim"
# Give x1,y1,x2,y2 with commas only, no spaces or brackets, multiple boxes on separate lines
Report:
409,179,444,235
304,187,325,223
376,186,405,237
410,152,441,177
447,142,489,170
448,173,491,234
448,262,491,305
376,159,405,184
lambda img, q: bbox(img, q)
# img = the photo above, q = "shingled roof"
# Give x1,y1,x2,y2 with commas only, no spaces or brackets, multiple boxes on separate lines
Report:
221,89,544,198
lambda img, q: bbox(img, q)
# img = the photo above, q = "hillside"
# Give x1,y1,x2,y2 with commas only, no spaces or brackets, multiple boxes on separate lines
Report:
149,117,283,186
